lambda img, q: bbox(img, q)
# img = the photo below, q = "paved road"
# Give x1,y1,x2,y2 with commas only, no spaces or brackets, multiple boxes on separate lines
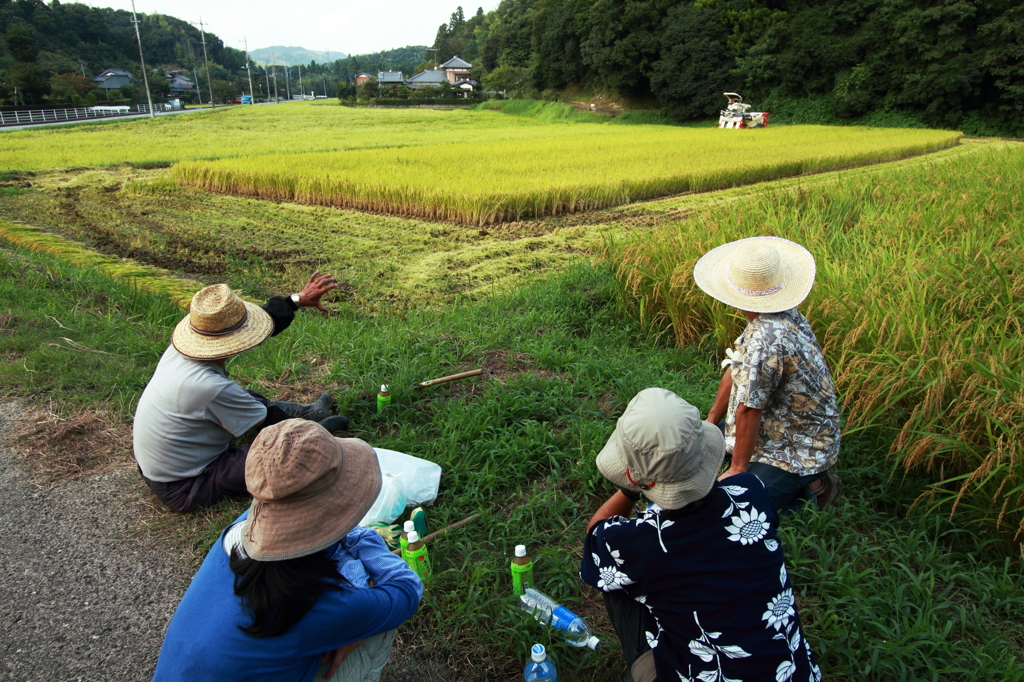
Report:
0,402,191,681
0,106,223,132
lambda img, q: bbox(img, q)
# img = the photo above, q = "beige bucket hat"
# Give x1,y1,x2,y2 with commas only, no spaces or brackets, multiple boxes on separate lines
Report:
240,420,382,562
171,284,275,360
596,388,725,509
693,236,816,313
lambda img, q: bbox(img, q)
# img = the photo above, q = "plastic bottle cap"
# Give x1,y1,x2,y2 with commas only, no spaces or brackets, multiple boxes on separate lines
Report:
585,636,600,650
530,643,546,662
407,531,420,543
380,384,389,393
404,520,416,533
514,545,527,558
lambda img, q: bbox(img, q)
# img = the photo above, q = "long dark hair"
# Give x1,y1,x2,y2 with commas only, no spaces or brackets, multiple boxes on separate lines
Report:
230,548,344,638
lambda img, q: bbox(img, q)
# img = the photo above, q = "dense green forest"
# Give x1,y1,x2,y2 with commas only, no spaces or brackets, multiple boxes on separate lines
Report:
431,0,1024,136
0,0,427,106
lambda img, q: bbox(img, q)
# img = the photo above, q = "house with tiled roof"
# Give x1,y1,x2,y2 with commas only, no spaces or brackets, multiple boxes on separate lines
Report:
439,56,471,84
406,69,447,90
93,69,132,90
378,71,404,86
355,72,373,86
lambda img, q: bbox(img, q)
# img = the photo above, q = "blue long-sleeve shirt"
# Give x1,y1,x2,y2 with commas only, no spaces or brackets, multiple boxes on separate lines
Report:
154,512,422,682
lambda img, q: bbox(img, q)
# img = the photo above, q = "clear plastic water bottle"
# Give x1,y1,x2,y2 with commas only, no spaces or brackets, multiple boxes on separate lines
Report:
519,588,600,650
523,643,559,682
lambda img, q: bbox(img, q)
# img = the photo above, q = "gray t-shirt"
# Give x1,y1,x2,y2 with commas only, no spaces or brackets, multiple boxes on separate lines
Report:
134,346,267,482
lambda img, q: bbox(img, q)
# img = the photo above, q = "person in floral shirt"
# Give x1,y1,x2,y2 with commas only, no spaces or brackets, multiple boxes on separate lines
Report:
694,236,841,512
581,388,820,682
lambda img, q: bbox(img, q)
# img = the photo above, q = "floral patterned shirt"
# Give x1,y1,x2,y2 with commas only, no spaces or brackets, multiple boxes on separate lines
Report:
580,475,820,682
725,308,841,476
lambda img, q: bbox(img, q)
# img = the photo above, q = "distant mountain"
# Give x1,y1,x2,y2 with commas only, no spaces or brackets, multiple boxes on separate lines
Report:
249,46,346,66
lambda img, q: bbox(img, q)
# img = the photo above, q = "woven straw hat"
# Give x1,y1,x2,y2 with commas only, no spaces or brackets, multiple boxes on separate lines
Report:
240,420,382,562
171,284,274,360
596,388,725,510
693,236,816,313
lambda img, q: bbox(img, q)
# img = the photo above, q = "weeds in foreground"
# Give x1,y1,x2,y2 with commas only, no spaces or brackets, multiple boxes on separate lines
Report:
1,243,1021,680
602,143,1024,550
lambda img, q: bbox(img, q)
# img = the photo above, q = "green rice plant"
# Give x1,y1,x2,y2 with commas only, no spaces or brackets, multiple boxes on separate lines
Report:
601,143,1024,548
174,126,960,225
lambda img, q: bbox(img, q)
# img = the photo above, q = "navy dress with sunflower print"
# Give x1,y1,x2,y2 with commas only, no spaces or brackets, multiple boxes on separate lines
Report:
581,473,821,682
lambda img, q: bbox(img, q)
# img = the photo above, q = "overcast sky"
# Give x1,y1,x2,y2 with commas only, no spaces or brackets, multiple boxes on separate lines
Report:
82,0,500,57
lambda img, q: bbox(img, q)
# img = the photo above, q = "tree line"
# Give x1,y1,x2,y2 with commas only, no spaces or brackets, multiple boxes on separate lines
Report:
0,0,428,107
431,0,1024,136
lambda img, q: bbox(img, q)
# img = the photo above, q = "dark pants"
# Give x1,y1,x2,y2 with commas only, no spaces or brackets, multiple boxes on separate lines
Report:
747,461,826,514
714,421,826,514
138,390,290,513
603,590,652,669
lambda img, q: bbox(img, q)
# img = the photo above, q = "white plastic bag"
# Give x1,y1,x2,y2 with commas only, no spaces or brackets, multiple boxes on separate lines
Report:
358,474,407,526
358,449,443,527
373,448,443,507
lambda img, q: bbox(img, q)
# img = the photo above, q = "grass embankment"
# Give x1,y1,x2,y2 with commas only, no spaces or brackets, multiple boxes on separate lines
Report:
175,126,960,225
603,143,1024,548
1,242,1022,681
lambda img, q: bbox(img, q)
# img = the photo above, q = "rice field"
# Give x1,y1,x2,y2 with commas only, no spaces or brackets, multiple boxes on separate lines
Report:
174,126,961,224
601,142,1024,548
0,102,639,171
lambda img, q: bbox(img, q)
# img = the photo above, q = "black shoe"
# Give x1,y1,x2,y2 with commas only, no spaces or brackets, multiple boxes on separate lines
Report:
269,392,333,421
318,414,350,433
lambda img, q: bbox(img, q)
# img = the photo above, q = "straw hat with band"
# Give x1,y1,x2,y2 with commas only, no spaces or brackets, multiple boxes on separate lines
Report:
596,388,726,510
240,419,382,562
693,236,816,314
172,284,275,360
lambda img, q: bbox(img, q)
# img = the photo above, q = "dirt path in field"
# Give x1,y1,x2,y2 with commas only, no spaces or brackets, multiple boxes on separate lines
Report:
0,401,191,681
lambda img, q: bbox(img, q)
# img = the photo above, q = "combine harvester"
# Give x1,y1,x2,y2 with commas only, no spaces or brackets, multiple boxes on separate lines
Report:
718,93,768,129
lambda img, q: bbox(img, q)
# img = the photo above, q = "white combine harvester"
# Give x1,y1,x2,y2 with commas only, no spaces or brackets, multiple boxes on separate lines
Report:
718,93,768,129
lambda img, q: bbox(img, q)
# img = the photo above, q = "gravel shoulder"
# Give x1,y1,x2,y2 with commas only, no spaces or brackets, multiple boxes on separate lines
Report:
0,401,192,682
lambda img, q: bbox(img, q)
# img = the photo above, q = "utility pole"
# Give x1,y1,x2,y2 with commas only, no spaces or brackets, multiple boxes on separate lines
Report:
270,53,280,103
129,0,155,118
198,17,216,108
298,64,303,98
242,37,255,103
285,65,291,100
264,63,271,103
193,67,201,102
323,50,330,98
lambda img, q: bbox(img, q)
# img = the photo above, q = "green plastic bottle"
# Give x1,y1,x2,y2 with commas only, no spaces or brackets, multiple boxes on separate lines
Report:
511,544,534,597
403,530,431,582
377,384,391,415
399,520,416,555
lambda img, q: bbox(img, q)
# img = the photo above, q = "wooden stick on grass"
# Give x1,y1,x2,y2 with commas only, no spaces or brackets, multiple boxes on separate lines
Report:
391,513,478,555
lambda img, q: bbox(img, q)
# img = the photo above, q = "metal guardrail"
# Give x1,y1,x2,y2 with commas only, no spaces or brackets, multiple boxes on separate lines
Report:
0,103,172,127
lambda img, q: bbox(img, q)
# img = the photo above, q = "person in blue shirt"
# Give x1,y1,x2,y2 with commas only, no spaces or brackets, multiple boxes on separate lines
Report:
580,388,821,682
154,419,422,682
